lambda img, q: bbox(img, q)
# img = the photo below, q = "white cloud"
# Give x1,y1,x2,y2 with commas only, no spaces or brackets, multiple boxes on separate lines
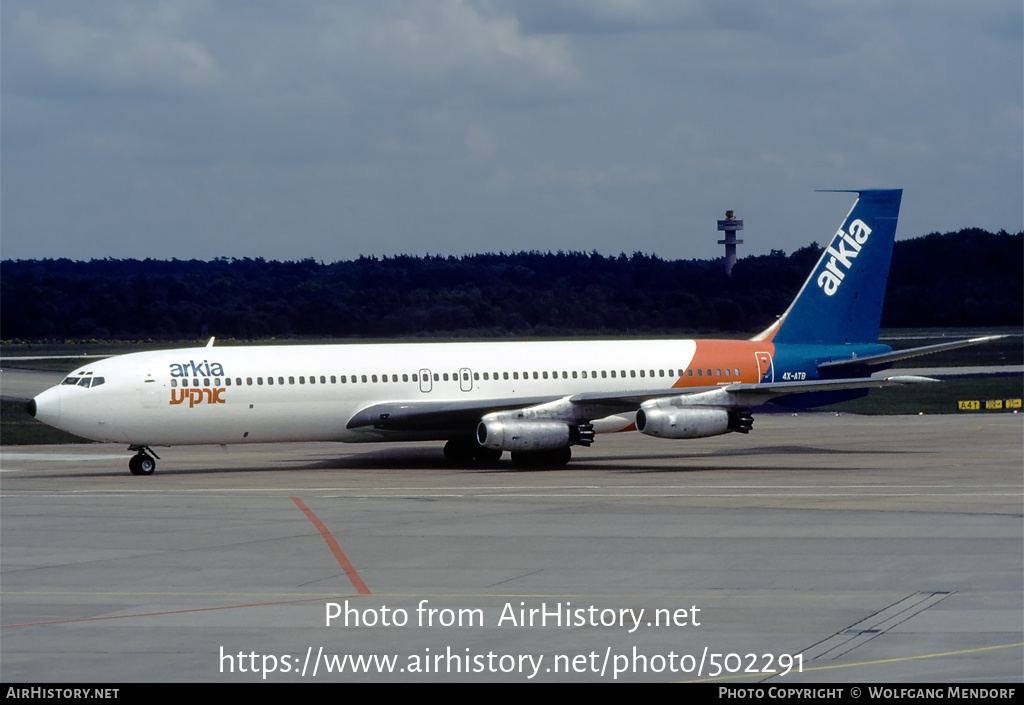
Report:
10,5,223,94
317,0,577,86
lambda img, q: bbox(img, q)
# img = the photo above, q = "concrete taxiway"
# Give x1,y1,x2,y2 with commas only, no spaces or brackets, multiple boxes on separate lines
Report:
1,414,1022,682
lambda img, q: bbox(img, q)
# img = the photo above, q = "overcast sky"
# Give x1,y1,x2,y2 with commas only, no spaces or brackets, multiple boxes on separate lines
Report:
2,1,1021,262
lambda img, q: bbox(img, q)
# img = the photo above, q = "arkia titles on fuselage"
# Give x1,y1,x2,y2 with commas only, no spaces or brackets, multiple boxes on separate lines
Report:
28,190,999,475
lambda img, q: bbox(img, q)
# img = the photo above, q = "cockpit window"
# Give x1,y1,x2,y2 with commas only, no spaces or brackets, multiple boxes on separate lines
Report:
63,375,104,388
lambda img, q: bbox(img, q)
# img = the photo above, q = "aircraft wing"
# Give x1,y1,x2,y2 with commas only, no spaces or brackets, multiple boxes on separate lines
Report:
346,376,936,433
346,395,564,433
574,375,936,408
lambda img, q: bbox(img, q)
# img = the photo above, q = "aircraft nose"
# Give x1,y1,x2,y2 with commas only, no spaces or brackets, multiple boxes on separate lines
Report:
29,388,61,427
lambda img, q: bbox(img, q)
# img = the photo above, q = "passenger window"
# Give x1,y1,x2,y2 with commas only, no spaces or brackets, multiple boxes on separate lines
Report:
542,371,548,379
203,378,210,386
403,374,409,382
716,369,721,376
268,377,274,385
257,377,264,385
687,370,693,377
735,368,740,376
323,376,328,384
504,372,509,380
361,375,368,383
639,370,645,378
611,371,616,378
182,379,189,387
247,377,253,385
602,371,607,378
372,375,378,383
433,373,439,382
513,372,518,380
532,372,538,379
171,379,178,388
724,369,730,376
224,378,231,386
697,370,702,377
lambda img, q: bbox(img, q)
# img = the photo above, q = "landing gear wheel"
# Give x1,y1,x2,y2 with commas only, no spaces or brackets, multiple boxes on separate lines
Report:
443,439,477,465
444,440,503,466
510,446,571,469
472,447,503,465
129,453,156,476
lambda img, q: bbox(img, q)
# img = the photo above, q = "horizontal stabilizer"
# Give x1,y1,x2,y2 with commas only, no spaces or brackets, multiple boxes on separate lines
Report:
817,335,1009,372
722,374,936,399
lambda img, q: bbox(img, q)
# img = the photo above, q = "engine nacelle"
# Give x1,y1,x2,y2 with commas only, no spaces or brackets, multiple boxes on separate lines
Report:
476,418,569,452
635,405,752,439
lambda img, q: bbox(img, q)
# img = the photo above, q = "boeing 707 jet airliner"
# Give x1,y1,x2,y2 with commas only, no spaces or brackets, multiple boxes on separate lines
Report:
27,190,997,474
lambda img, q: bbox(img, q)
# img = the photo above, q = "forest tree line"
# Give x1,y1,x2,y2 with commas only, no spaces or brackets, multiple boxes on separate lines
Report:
2,228,1019,340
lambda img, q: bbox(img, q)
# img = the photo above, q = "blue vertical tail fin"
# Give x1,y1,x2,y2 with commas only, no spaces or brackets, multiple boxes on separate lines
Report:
754,189,902,345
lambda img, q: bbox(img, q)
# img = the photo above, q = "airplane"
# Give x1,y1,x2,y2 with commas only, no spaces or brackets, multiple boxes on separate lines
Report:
26,189,1001,475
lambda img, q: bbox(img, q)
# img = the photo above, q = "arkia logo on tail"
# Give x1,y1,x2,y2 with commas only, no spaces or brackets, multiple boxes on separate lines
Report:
816,219,873,296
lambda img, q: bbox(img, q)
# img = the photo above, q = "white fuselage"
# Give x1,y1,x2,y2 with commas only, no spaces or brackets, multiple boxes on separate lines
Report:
31,338,769,447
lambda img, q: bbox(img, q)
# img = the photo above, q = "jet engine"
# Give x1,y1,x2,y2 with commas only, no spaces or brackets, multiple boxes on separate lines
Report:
476,418,570,452
635,399,753,439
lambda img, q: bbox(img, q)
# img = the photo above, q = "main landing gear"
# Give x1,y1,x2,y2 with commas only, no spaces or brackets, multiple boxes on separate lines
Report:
443,440,573,468
443,439,502,466
128,446,160,476
510,446,572,468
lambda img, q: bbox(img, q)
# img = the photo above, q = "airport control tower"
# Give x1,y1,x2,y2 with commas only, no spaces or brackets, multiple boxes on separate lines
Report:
717,210,744,276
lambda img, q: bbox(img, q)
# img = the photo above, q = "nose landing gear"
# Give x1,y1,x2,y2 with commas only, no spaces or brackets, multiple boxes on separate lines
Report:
128,446,160,476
